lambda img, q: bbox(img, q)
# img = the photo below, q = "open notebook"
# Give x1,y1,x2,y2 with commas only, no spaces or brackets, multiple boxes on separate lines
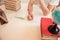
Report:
41,18,60,37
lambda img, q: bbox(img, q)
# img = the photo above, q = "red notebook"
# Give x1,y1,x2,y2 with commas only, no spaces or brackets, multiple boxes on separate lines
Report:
41,18,60,37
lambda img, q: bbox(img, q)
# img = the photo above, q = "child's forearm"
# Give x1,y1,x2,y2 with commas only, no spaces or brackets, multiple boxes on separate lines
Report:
39,0,53,15
28,2,33,14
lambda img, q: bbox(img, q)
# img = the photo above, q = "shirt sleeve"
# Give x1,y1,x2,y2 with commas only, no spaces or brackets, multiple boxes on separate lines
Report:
49,0,59,6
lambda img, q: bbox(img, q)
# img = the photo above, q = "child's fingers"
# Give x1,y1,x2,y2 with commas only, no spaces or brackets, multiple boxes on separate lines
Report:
27,14,33,20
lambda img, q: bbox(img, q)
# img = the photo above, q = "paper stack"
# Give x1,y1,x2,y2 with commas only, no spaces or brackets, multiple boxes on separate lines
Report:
4,0,21,11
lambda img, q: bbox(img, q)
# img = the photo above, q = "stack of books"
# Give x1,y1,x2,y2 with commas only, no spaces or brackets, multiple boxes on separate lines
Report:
4,0,21,11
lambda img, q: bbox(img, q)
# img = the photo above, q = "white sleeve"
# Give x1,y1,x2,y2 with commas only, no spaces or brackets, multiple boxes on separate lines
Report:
49,0,59,6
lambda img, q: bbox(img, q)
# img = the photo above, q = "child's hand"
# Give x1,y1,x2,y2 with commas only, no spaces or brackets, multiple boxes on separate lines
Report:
27,13,33,20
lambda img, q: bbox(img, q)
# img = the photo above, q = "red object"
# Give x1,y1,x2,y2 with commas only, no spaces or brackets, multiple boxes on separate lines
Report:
41,18,60,37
